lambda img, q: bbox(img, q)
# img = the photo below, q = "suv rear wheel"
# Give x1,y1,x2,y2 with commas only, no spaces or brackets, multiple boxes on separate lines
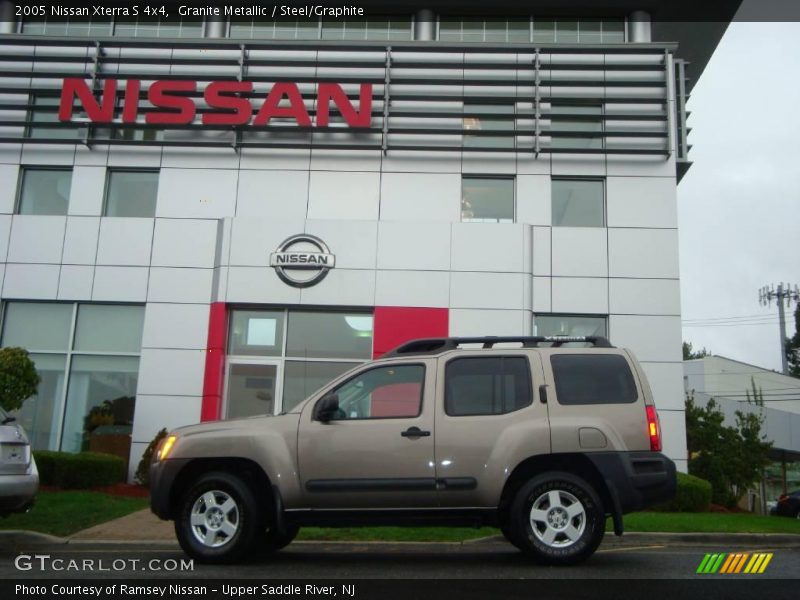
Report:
261,523,299,552
175,472,263,564
509,471,604,565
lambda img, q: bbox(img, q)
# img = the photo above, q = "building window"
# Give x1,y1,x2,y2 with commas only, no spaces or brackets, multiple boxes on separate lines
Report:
445,357,532,416
439,18,625,43
534,314,608,347
227,309,374,416
16,168,72,216
463,104,515,149
104,170,159,218
439,18,531,43
112,18,203,38
319,365,425,420
20,18,113,36
229,18,412,40
551,178,604,227
0,302,144,456
550,104,604,150
461,177,515,223
26,95,82,140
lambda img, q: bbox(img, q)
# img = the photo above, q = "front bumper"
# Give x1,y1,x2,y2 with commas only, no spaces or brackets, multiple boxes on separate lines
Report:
588,451,677,514
149,458,189,520
0,459,39,516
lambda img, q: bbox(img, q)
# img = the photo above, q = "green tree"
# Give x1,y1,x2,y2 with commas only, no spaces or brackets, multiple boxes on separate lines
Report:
0,347,41,412
683,341,710,361
786,304,800,378
685,391,772,507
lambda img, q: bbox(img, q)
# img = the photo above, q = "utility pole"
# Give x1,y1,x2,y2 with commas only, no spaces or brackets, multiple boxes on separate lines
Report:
759,283,800,374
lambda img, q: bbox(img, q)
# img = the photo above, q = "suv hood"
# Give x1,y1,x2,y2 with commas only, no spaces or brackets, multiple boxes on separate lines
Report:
171,413,288,438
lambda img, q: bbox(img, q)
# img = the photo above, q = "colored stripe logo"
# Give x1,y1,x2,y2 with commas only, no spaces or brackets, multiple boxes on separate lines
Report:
696,552,773,574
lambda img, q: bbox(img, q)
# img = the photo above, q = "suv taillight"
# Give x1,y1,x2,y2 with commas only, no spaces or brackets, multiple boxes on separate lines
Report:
645,405,662,452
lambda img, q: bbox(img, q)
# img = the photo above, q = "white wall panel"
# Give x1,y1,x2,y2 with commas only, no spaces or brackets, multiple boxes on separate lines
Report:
92,266,148,302
107,146,162,168
62,217,99,265
68,166,106,216
300,269,376,307
450,272,528,310
607,154,677,178
137,348,206,397
551,277,609,314
516,175,551,226
608,228,679,279
57,265,93,300
21,144,76,166
449,309,529,336
151,219,218,268
307,171,380,220
609,278,681,315
142,303,210,350
161,147,240,169
532,277,551,313
7,216,66,263
148,268,213,304
532,226,551,276
2,264,60,299
236,170,309,219
552,154,606,176
380,173,460,222
376,222,451,271
606,176,677,228
375,270,450,307
0,165,19,213
96,218,154,266
131,395,202,444
381,151,461,174
74,146,108,167
640,361,685,411
239,148,311,171
156,169,238,219
305,220,378,270
551,227,608,277
609,315,682,362
451,223,526,273
658,409,688,463
462,153,516,175
0,215,10,262
226,266,301,305
228,218,304,266
310,149,382,172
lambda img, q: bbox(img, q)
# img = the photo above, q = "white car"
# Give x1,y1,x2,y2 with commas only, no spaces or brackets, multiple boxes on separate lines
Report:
0,407,38,517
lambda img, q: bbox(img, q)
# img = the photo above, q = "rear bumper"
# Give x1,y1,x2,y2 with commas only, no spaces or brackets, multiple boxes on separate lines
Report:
588,451,676,514
149,458,189,520
0,460,39,516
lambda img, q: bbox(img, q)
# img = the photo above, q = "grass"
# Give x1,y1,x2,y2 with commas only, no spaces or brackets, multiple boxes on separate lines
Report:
0,491,149,538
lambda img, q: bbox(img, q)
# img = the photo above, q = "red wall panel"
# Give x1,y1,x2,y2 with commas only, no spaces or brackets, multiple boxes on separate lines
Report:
372,306,449,359
200,302,228,422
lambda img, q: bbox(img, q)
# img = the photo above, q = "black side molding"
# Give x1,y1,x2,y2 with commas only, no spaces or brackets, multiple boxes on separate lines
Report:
306,477,478,493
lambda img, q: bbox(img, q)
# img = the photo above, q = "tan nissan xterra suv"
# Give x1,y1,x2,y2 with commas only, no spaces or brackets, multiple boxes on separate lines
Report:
150,336,676,565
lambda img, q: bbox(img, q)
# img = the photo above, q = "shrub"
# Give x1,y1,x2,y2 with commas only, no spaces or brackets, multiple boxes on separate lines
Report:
34,451,125,489
135,428,168,487
0,347,40,412
652,471,712,512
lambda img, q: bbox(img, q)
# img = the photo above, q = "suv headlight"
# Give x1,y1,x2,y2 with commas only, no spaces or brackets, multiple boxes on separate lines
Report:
155,435,178,462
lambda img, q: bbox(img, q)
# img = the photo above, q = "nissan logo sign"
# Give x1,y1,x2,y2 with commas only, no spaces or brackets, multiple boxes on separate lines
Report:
270,234,335,288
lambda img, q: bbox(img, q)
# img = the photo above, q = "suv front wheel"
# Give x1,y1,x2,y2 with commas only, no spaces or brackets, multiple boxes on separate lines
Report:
175,472,263,564
509,471,605,565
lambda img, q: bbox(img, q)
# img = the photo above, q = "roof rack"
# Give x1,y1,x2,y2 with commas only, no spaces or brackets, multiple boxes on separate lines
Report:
383,336,614,357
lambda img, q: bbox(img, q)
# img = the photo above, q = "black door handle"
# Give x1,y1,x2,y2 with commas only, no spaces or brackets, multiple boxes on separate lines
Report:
401,426,431,438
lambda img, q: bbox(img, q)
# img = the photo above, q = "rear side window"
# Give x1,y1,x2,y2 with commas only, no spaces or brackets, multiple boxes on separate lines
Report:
445,357,532,416
550,354,637,405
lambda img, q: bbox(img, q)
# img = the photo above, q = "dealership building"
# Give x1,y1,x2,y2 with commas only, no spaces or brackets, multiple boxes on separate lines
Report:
0,1,738,479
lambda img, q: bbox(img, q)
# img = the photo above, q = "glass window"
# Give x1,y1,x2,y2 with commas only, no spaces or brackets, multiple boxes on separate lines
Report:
27,95,82,140
21,18,112,36
74,305,145,353
602,19,626,43
1,302,72,351
113,18,202,38
226,363,278,419
104,170,158,218
321,365,425,420
17,168,72,216
229,310,285,357
555,20,579,43
60,355,139,453
286,311,373,360
445,357,532,416
461,177,514,223
551,104,603,150
550,354,637,405
282,361,358,412
552,179,604,227
535,314,607,347
11,353,66,450
532,19,556,43
464,103,515,149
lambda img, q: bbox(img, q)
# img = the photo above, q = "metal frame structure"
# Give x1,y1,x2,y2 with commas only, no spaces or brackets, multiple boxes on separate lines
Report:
0,35,685,161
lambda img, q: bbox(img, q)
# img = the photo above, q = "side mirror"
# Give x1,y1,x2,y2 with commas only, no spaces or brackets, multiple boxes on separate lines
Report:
314,393,340,423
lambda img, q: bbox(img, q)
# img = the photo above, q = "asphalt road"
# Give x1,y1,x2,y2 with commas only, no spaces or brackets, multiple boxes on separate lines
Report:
1,537,799,580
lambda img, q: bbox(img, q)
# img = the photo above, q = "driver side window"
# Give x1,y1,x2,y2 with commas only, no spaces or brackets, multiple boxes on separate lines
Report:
320,364,425,421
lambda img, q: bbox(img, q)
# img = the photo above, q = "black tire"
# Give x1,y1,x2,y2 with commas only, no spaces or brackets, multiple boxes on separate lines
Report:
508,471,605,565
261,523,300,552
174,471,264,564
500,522,526,551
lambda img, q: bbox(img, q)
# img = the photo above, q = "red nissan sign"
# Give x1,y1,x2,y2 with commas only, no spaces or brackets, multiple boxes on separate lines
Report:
58,78,373,128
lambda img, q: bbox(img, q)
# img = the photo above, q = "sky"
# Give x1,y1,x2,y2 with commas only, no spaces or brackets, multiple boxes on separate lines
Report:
677,20,800,372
